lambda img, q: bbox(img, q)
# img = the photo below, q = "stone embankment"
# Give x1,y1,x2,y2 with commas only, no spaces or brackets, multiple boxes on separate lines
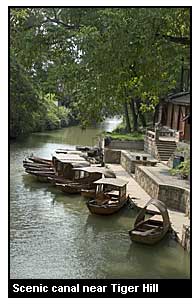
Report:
105,148,190,252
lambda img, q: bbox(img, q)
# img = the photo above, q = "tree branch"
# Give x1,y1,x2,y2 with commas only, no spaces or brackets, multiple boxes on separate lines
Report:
156,33,190,46
45,17,80,30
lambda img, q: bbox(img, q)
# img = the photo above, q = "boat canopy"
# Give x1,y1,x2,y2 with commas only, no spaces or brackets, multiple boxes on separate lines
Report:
72,166,115,177
134,199,170,227
53,153,86,163
94,178,128,187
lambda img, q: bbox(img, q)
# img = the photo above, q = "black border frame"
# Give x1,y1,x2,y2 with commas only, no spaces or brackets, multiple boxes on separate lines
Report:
8,5,192,298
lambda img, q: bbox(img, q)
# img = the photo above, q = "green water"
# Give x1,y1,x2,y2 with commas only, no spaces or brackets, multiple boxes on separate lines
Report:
10,119,190,279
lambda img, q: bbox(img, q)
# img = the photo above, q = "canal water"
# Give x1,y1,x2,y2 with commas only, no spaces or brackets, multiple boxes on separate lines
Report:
10,118,190,279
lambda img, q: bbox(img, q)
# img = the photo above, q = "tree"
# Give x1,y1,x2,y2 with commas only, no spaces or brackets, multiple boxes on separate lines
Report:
10,7,190,134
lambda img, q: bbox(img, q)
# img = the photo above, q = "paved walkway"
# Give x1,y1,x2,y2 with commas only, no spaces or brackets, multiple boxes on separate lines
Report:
107,163,190,244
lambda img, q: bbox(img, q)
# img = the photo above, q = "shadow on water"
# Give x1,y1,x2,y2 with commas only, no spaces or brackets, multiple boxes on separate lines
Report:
84,206,139,235
126,234,190,279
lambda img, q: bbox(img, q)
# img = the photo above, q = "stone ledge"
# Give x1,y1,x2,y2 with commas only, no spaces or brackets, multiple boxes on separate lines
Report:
135,165,190,214
106,140,144,150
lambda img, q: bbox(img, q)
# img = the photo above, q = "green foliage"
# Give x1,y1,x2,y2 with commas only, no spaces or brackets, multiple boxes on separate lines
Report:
10,51,70,137
10,8,190,135
104,121,144,140
170,159,190,178
106,132,144,141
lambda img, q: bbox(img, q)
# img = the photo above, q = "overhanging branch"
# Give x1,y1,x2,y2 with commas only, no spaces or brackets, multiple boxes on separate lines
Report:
156,33,190,46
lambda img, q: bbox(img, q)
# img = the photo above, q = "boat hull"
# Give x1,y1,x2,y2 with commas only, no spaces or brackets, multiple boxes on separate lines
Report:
86,199,128,215
27,156,52,165
81,190,96,199
129,229,168,245
128,199,170,245
25,169,55,182
57,184,81,194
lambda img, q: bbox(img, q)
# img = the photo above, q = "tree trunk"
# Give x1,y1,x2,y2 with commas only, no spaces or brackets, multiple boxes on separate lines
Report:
139,112,146,127
130,99,138,131
123,101,131,133
136,99,146,128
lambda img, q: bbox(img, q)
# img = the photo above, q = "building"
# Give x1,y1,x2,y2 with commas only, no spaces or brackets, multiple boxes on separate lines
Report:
161,92,190,142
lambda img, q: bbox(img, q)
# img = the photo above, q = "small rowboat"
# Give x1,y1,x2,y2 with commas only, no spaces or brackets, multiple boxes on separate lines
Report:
86,178,129,215
129,199,170,245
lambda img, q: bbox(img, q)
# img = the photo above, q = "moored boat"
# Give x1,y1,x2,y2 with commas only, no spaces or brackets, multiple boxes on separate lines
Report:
86,178,129,215
24,165,54,172
128,199,170,245
27,156,52,165
23,161,53,169
23,151,90,183
81,189,96,199
56,182,92,194
55,166,116,194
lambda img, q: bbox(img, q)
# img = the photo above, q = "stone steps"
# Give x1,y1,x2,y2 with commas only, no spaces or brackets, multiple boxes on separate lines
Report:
156,140,176,161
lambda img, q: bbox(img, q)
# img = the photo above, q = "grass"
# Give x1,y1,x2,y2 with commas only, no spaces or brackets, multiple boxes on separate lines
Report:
106,131,144,141
101,121,145,141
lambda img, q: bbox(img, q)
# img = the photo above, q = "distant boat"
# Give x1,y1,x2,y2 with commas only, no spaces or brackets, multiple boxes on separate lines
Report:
23,151,90,182
86,178,129,215
129,199,170,245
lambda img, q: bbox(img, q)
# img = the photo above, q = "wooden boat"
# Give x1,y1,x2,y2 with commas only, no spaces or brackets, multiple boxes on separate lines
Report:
81,189,96,199
24,165,54,172
27,156,52,165
86,178,129,215
55,149,83,155
76,146,91,152
25,169,55,178
55,166,116,194
128,199,170,245
24,169,55,182
47,176,73,185
73,166,115,183
24,152,89,183
56,182,93,194
23,161,53,169
52,153,90,179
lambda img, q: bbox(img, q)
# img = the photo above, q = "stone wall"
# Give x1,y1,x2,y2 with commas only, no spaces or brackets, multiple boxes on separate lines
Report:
181,225,190,252
183,189,190,218
120,151,133,173
135,165,190,213
135,166,159,199
144,136,158,158
107,140,144,150
158,186,190,213
104,149,121,164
